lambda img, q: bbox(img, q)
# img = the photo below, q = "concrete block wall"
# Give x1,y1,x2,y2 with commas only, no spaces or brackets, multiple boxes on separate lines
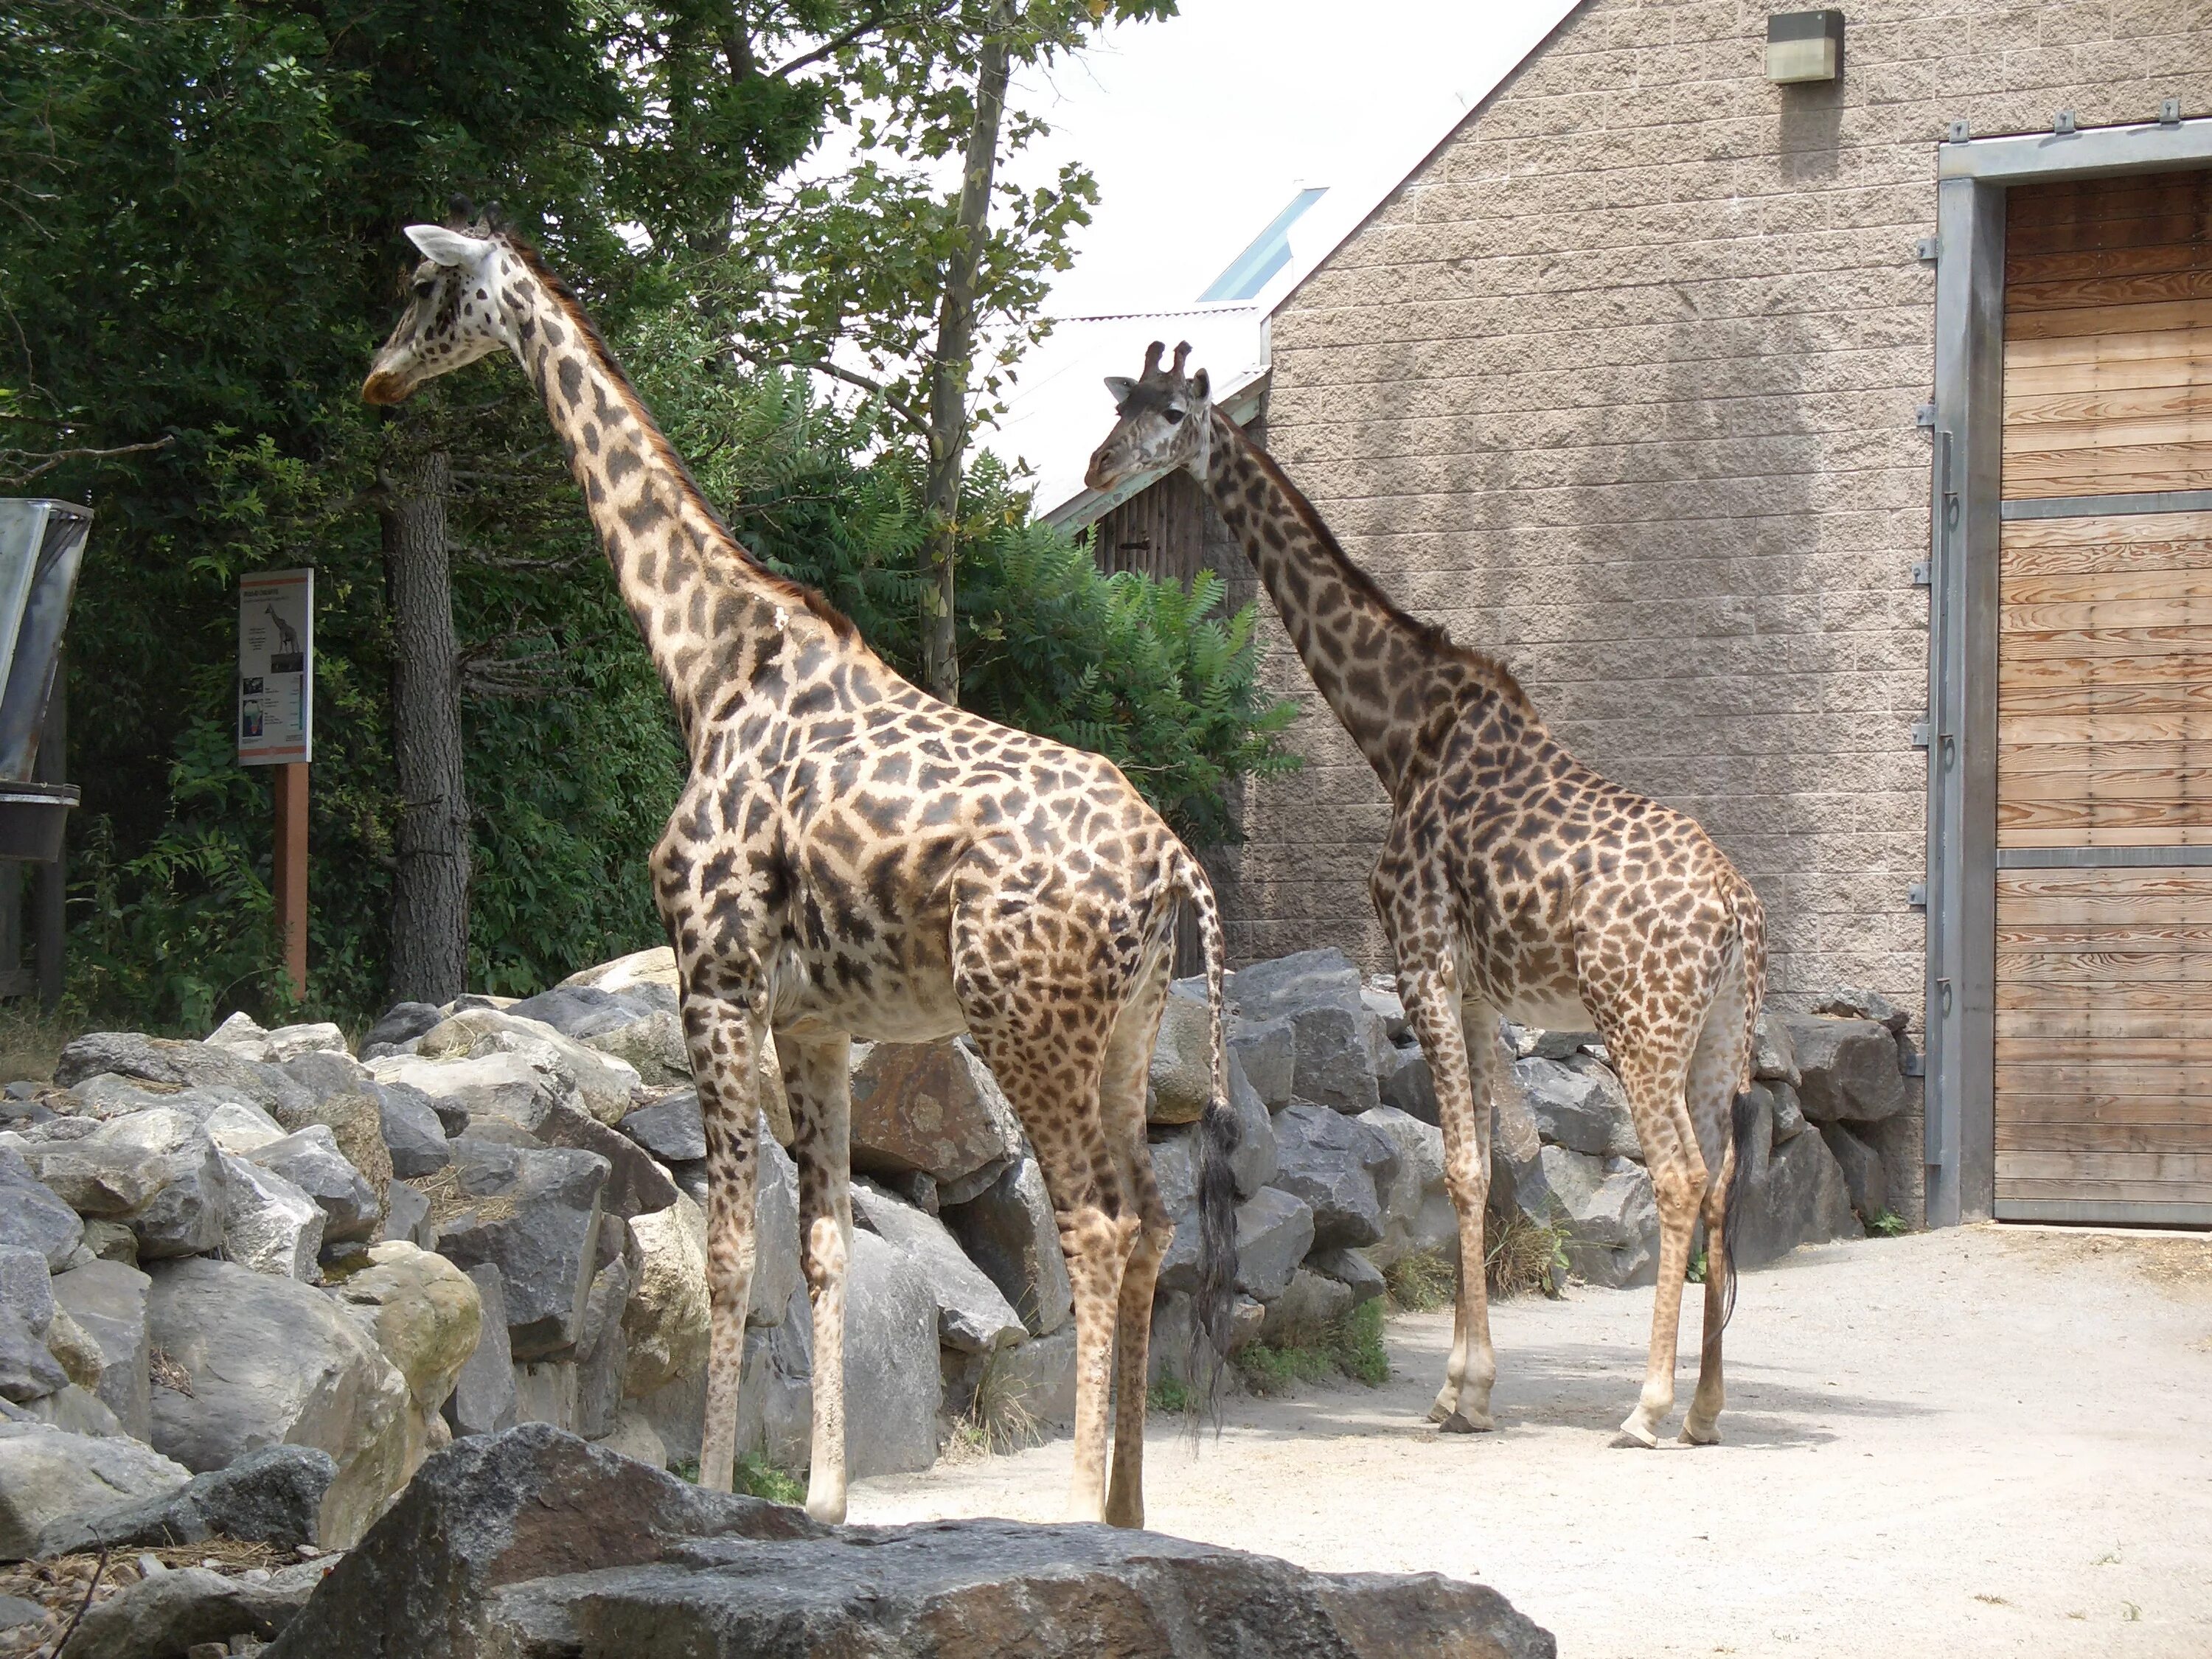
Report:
1218,0,2212,1031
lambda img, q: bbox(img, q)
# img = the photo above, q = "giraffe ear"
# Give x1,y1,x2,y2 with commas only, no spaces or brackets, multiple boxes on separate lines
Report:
1189,369,1210,400
405,223,490,271
1102,375,1135,408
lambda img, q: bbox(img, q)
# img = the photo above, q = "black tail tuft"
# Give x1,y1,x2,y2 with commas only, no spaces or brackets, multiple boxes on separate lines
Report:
1719,1090,1759,1332
1190,1085,1241,1419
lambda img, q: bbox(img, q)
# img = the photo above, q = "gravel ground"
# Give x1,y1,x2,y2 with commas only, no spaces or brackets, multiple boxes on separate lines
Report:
849,1225,2212,1658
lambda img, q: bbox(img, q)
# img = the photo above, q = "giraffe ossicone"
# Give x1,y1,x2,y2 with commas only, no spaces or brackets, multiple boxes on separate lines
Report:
364,219,1242,1528
1089,342,1768,1450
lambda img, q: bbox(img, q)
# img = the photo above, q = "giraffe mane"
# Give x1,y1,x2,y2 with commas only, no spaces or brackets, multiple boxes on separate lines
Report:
499,233,858,642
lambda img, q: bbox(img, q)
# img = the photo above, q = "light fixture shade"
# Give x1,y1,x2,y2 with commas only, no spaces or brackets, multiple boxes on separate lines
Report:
1767,10,1844,84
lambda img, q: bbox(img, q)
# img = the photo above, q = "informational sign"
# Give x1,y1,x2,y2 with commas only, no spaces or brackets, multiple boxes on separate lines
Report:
238,568,313,765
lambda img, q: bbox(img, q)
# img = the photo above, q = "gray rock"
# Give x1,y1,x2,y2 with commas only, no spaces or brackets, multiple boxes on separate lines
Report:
366,1048,574,1138
445,1265,518,1439
1488,1069,1554,1231
1148,1129,1197,1220
1378,1042,1437,1124
1784,1015,1909,1125
17,1383,122,1437
1225,1053,1278,1199
941,1156,1072,1338
207,1012,348,1065
39,1443,335,1556
1267,1102,1398,1249
0,1422,190,1562
39,1563,307,1659
1360,1105,1458,1268
619,1089,706,1164
509,984,689,1088
1820,1121,1886,1221
1812,987,1910,1033
377,1082,450,1179
246,1124,378,1245
1226,947,1365,1024
50,1260,151,1440
0,1307,65,1405
1225,948,1388,1116
260,1424,1554,1659
80,1220,136,1267
0,1593,41,1629
843,1229,942,1479
1731,1120,1863,1269
0,1245,52,1336
433,1139,608,1361
10,1135,167,1219
1362,978,1411,1043
1540,1147,1658,1289
379,1178,434,1249
852,1180,1023,1355
981,1325,1078,1430
220,1152,326,1279
1259,1266,1357,1343
734,1287,813,1472
1147,985,1217,1126
751,1131,804,1328
848,1039,1023,1190
1161,1186,1314,1302
144,1256,411,1549
574,1256,630,1442
512,1358,580,1433
53,1032,313,1124
1753,1009,1801,1086
414,1008,644,1128
1770,1079,1810,1144
1306,1246,1387,1307
1227,1015,1295,1110
1509,1054,1641,1161
364,1001,445,1053
0,1148,82,1270
70,1108,226,1260
1526,1028,1601,1062
534,1099,678,1221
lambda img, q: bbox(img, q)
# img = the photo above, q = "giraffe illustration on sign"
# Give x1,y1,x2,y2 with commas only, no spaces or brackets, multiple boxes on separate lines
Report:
362,217,1239,1526
263,602,300,659
1087,343,1765,1448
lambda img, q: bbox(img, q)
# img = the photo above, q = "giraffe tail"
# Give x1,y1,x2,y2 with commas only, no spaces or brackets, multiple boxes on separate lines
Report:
1718,871,1768,1333
1169,845,1239,1421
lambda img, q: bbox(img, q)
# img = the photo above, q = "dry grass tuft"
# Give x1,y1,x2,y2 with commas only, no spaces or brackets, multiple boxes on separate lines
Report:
0,1540,296,1659
1486,1211,1568,1300
408,1167,517,1229
0,1003,83,1090
147,1347,193,1397
945,1348,1044,1462
1384,1247,1455,1312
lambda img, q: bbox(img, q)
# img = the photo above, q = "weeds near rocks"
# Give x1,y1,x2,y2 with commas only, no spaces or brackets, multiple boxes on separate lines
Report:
1686,1249,1708,1284
1147,1374,1193,1416
1235,1300,1389,1395
1486,1214,1568,1300
945,1349,1043,1462
667,1455,806,1506
1865,1208,1910,1237
147,1347,193,1397
408,1167,517,1230
0,1002,83,1088
1384,1248,1455,1312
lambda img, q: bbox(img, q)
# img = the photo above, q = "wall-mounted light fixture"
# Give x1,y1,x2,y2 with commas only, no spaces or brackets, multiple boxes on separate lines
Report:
1767,10,1845,84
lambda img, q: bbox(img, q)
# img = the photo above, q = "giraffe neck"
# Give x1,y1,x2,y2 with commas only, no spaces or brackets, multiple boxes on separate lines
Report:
494,249,852,746
1197,412,1467,792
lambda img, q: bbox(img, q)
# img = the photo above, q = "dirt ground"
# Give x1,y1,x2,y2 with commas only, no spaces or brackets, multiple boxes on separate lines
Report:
850,1225,2212,1658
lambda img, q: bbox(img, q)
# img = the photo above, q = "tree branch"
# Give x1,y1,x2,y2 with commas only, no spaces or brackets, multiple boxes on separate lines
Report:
767,4,953,80
0,434,173,487
732,345,929,437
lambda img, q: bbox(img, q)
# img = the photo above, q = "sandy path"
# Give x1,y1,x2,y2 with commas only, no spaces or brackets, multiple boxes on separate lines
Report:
849,1226,2212,1658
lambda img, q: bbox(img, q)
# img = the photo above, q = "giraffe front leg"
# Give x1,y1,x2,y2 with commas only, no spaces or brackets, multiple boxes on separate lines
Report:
777,1033,854,1523
683,982,763,1495
1402,969,1497,1434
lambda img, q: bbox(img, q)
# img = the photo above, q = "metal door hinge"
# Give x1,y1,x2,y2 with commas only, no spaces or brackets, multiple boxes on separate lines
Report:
1911,720,1931,749
2161,98,2184,127
1916,400,1936,428
1901,1052,1926,1078
1916,236,1940,265
1911,560,1931,586
1908,882,1927,908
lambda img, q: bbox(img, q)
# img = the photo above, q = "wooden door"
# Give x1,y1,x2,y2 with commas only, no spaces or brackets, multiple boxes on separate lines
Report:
1995,170,2212,1224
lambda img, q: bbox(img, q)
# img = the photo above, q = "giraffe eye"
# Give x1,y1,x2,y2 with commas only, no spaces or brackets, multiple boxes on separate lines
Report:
413,278,436,299
1164,407,1186,425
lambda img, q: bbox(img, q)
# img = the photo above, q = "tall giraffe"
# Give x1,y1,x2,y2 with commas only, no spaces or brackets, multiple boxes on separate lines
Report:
362,220,1240,1526
1087,344,1764,1448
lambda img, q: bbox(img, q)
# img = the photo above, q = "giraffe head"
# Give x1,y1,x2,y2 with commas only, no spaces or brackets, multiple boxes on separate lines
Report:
361,202,522,406
1084,340,1212,491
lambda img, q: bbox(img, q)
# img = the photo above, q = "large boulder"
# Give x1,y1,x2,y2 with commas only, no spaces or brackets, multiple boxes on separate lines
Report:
1753,1009,1800,1086
574,1253,631,1441
1267,1102,1398,1250
939,1156,1071,1338
1731,1117,1863,1268
1489,1071,1556,1233
0,1248,65,1407
260,1425,1554,1659
376,1082,451,1179
1258,1266,1356,1343
852,1179,1023,1356
414,1007,644,1128
38,1563,312,1658
218,1152,326,1279
621,1198,709,1401
246,1124,379,1245
81,1109,230,1261
0,1148,82,1270
841,1230,942,1480
445,1265,518,1440
7,1130,167,1220
1509,1054,1642,1161
1147,987,1217,1126
1361,1105,1458,1269
847,1040,1022,1196
534,1099,678,1222
332,1242,484,1480
1159,1184,1314,1303
431,1141,609,1362
144,1256,412,1548
1226,947,1391,1116
1540,1147,1658,1289
0,1421,190,1562
1226,1015,1295,1110
206,1012,348,1064
1378,1043,1438,1123
732,1287,813,1471
53,1032,313,1123
1225,1055,1278,1198
561,946,682,996
509,983,691,1089
36,1442,335,1556
617,1088,706,1163
1783,1015,1910,1125
50,1259,151,1440
1820,1122,1886,1221
367,1048,575,1137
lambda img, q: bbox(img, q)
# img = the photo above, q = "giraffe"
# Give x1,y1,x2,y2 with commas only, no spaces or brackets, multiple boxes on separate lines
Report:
362,218,1242,1526
1086,343,1766,1449
264,604,299,656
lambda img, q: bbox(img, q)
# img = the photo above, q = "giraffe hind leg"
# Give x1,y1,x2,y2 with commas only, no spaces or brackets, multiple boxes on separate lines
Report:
1613,1032,1705,1450
778,1032,854,1521
1682,962,1753,1447
1100,950,1173,1530
683,981,764,1495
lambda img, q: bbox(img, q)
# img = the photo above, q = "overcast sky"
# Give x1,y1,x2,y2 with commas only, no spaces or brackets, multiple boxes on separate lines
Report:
1008,0,1574,317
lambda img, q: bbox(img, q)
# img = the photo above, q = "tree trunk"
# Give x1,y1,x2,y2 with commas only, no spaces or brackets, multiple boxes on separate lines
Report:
379,445,471,1006
919,1,1015,706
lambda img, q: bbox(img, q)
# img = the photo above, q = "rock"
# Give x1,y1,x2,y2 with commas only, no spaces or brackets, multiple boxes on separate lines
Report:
80,1220,136,1267
207,1012,348,1065
366,1048,575,1138
144,1256,411,1549
1225,953,1390,1113
18,1385,122,1437
509,984,690,1088
53,1032,313,1124
246,1125,378,1245
415,1008,643,1128
1226,947,1364,1024
378,1178,434,1249
1784,1015,1909,1125
852,1179,1023,1355
363,1001,444,1054
11,1135,167,1219
445,1266,518,1440
1488,1066,1552,1229
278,1055,395,1212
0,1422,190,1562
1147,986,1217,1126
1732,1122,1863,1269
1259,1266,1356,1343
574,1255,630,1441
533,1100,677,1221
1148,1130,1197,1220
1362,978,1411,1042
260,1423,1553,1659
1812,987,1910,1033
0,1148,82,1270
88,1110,229,1260
1307,1245,1388,1306
1227,1015,1295,1110
1161,1185,1314,1303
512,1359,580,1433
43,1303,100,1392
1360,1105,1458,1268
1526,1028,1601,1061
198,1100,288,1155
1509,1054,1641,1161
1540,1147,1658,1289
562,946,682,995
219,1153,326,1279
848,1040,1022,1192
0,1296,66,1404
620,1199,707,1401
618,1089,706,1163
431,1140,608,1361
1753,1009,1801,1086
1770,1079,1810,1144
375,1083,449,1179
42,1564,305,1659
1378,1042,1437,1123
981,1324,1079,1430
38,1444,335,1556
0,1593,41,1630
731,1288,813,1471
842,1230,941,1479
332,1242,483,1479
749,1133,804,1327
939,1156,1071,1338
1820,1122,1887,1221
1267,1102,1398,1249
599,1410,667,1471
1225,1054,1278,1199
50,1261,151,1440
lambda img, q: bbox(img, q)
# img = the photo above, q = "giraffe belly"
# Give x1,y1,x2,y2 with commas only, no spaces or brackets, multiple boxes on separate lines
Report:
1496,990,1599,1034
765,936,968,1046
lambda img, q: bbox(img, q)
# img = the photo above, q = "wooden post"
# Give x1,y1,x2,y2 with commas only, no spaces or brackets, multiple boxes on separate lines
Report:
274,761,308,1000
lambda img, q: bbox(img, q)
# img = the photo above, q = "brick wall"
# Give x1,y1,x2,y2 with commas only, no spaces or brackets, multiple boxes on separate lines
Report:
1218,0,2212,1029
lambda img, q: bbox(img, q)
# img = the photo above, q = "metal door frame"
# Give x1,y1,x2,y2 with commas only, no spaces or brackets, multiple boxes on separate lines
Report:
1925,114,2212,1228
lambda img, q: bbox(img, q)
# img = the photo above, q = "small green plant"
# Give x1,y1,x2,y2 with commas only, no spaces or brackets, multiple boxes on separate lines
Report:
1486,1212,1569,1299
1234,1298,1390,1394
1335,1298,1389,1385
1384,1246,1455,1312
667,1453,806,1506
1686,1248,1708,1284
1147,1374,1193,1416
1866,1208,1911,1238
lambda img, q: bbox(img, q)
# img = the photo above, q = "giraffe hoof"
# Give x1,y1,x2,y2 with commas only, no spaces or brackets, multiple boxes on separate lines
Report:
1436,1411,1494,1436
1613,1421,1660,1450
1427,1400,1456,1426
1679,1420,1722,1447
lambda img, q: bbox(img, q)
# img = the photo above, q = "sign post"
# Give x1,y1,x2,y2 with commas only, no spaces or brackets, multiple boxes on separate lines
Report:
237,569,313,999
